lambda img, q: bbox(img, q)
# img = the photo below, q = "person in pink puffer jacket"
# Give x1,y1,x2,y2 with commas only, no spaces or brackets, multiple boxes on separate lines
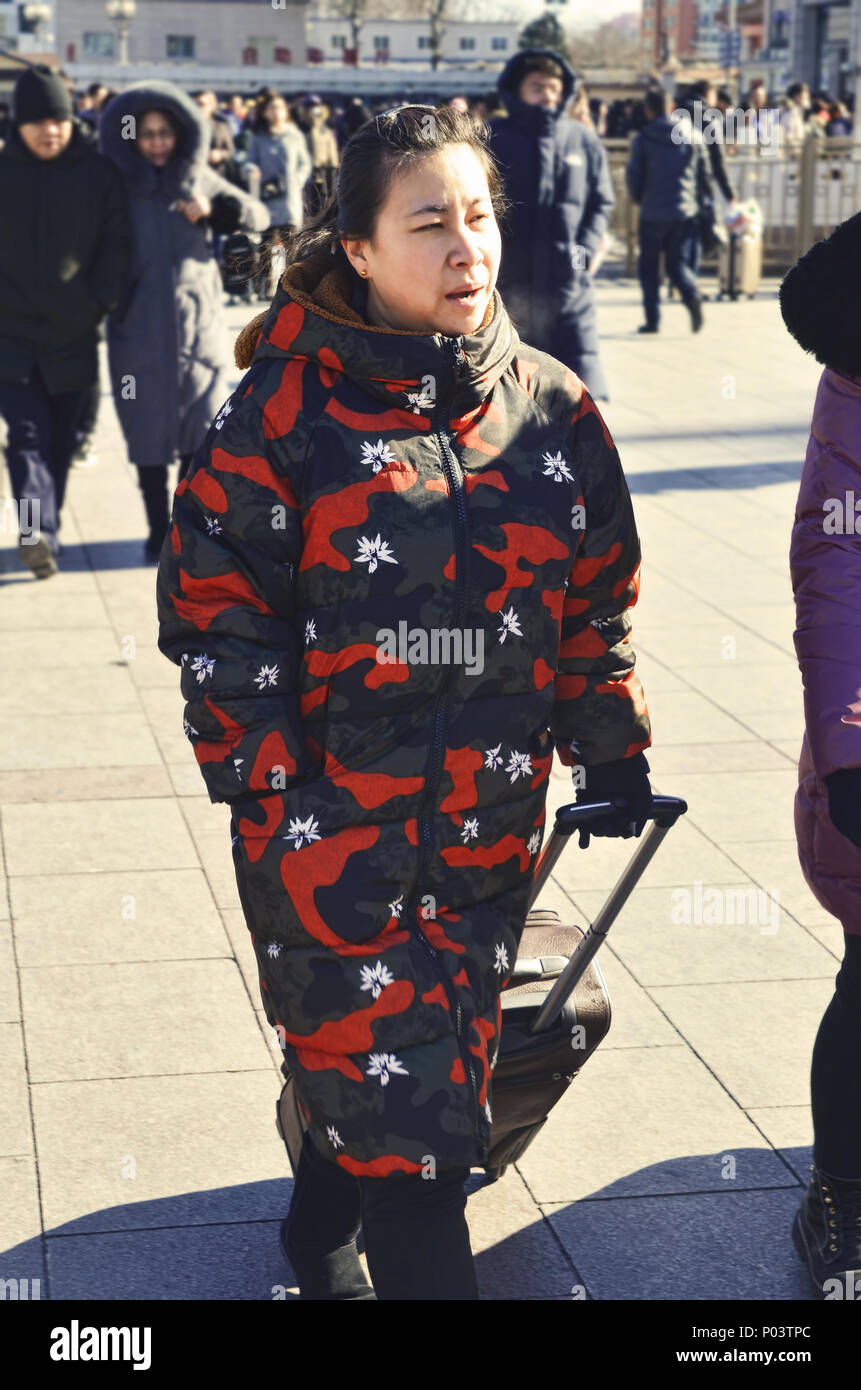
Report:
781,209,861,1295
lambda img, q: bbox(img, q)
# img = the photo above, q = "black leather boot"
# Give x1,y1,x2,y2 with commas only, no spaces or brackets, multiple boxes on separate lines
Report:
792,1164,861,1295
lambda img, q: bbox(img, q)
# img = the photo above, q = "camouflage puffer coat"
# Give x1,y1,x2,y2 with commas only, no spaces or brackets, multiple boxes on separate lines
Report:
156,255,651,1176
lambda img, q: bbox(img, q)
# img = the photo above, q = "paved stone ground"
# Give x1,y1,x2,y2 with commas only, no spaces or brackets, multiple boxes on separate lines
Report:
0,272,834,1301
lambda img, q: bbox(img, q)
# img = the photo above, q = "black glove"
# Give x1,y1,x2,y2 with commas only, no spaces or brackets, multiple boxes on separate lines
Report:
208,193,242,236
825,768,861,849
575,752,653,849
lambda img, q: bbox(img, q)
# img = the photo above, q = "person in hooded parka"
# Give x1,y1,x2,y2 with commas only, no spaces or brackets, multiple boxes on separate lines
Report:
157,105,653,1301
99,81,268,560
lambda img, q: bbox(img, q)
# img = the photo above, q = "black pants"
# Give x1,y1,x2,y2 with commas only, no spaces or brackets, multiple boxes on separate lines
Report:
285,1131,479,1301
135,453,193,542
0,366,90,550
811,933,861,1178
637,217,702,330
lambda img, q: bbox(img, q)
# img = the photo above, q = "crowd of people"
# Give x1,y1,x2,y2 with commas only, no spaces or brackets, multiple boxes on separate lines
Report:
1,48,860,1304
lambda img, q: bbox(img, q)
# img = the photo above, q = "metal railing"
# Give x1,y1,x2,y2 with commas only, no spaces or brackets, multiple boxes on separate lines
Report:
603,134,861,275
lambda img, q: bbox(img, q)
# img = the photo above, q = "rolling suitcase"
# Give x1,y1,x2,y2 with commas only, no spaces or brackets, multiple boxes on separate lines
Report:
717,200,763,300
276,795,688,1180
483,794,687,1180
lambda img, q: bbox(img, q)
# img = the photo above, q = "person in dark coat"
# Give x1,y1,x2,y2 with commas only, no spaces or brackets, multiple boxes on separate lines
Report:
0,65,130,577
156,105,653,1300
488,49,615,401
98,82,268,561
781,212,861,1295
676,80,737,279
626,88,709,335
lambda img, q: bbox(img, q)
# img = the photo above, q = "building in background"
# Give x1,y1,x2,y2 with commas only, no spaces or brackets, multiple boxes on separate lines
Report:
640,0,700,65
56,0,309,70
304,16,519,70
788,0,860,101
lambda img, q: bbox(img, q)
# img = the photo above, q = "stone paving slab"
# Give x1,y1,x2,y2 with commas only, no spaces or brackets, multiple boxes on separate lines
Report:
543,1188,811,1301
30,1072,293,1235
515,1047,796,1206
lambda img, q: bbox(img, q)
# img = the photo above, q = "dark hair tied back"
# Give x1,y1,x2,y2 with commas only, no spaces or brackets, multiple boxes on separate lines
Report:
276,103,508,283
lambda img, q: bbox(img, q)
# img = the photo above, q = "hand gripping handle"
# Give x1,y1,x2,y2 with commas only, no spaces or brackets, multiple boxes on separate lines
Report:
525,796,688,1034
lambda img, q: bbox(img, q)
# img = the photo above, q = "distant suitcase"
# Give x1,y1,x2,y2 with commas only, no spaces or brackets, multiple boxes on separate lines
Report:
718,225,763,300
276,796,688,1182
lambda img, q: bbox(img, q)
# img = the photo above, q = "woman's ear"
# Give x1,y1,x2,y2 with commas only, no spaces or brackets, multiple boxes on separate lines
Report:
340,238,369,279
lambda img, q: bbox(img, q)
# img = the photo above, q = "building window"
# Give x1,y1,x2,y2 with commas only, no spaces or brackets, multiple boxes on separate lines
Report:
249,36,276,63
331,34,346,49
643,17,653,31
417,35,432,49
166,35,195,59
372,35,389,50
491,36,508,51
665,16,675,29
459,37,476,51
83,31,116,57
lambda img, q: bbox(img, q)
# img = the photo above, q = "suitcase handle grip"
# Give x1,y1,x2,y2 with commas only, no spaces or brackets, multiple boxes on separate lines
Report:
525,795,688,1034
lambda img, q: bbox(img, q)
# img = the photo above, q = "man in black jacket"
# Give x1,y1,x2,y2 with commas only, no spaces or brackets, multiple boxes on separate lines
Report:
489,49,615,400
626,88,709,335
0,66,130,577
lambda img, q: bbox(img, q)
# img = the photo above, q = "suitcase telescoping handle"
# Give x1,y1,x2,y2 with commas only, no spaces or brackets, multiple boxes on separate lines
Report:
526,795,688,1034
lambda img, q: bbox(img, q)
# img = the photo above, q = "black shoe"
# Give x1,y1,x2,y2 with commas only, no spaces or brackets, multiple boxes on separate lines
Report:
19,533,58,579
637,323,659,334
792,1164,861,1296
688,298,704,333
279,1217,376,1301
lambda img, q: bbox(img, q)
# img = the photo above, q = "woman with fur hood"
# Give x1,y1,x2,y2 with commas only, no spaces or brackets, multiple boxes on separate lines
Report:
781,210,861,1295
99,81,268,561
156,105,652,1300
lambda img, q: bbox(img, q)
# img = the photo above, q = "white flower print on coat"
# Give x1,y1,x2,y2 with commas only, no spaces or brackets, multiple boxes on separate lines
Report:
484,743,503,771
366,1052,409,1086
190,653,215,684
327,1124,345,1150
355,534,397,574
282,814,322,850
542,450,574,483
497,607,523,643
461,817,479,842
254,663,279,689
360,439,396,473
493,942,510,975
505,749,533,783
359,960,395,1000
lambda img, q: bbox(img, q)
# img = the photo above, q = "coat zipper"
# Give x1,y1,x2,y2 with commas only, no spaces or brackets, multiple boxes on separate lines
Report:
402,336,483,1131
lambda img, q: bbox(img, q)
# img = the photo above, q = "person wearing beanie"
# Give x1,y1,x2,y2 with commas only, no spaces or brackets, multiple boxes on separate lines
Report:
0,64,131,577
488,50,615,401
780,211,861,1294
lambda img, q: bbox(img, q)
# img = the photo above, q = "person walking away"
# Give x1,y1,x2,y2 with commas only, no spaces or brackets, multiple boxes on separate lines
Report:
626,87,708,335
0,64,130,578
780,210,861,1296
98,81,268,562
488,49,615,402
781,82,811,148
156,104,653,1300
677,80,738,280
303,96,339,220
245,93,312,300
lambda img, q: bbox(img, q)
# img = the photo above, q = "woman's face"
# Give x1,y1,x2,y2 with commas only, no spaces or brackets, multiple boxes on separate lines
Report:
265,97,288,128
342,144,501,337
137,110,176,166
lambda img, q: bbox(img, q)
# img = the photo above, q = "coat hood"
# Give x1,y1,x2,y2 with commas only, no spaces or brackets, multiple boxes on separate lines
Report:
98,81,207,199
779,210,861,383
235,255,518,416
496,48,578,131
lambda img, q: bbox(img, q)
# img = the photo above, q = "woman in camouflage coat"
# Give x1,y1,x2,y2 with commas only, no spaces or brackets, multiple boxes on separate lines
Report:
157,106,651,1300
